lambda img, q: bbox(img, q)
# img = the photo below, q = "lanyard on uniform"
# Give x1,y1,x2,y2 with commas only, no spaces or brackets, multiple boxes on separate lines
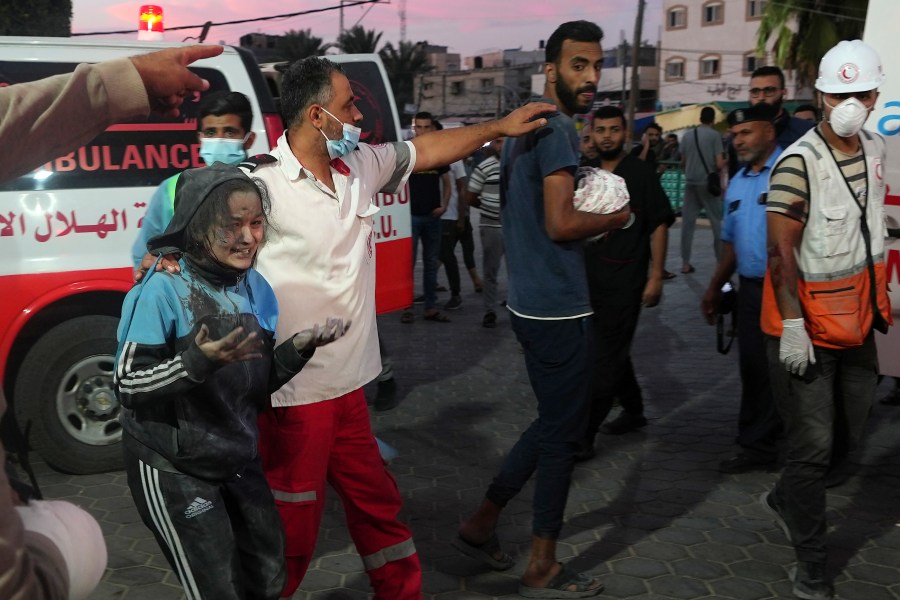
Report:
815,128,887,333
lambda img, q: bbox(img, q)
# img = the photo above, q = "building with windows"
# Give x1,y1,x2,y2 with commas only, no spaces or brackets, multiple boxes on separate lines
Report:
417,43,659,123
464,48,544,70
659,0,805,106
595,43,659,113
424,44,461,72
415,48,541,120
415,62,538,120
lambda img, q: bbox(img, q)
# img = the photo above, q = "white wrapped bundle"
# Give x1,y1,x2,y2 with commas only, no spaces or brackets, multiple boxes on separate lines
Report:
573,166,632,240
573,166,630,214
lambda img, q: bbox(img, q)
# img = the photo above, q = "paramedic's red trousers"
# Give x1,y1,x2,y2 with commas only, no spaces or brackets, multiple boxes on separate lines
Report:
258,388,422,599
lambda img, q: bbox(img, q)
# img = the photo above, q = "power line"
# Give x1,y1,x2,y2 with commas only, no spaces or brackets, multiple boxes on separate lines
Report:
767,1,866,22
658,47,766,56
71,0,385,37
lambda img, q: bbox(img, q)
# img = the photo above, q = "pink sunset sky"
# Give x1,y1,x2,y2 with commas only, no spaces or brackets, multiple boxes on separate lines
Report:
70,0,662,59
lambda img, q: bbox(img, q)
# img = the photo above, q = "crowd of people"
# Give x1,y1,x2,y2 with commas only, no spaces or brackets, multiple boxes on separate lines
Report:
0,17,891,600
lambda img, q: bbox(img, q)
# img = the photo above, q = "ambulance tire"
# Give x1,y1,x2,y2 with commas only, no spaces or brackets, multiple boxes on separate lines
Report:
14,316,124,474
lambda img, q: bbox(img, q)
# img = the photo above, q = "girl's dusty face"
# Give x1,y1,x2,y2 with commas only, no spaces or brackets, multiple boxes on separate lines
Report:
206,190,264,271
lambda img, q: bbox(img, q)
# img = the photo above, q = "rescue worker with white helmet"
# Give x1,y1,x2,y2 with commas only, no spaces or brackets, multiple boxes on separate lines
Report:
759,39,890,600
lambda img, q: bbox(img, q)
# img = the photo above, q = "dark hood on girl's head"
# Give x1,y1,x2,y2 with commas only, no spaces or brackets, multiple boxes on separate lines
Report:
147,163,253,257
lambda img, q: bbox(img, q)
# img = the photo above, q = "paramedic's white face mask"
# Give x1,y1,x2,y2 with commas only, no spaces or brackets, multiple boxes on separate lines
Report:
824,97,870,138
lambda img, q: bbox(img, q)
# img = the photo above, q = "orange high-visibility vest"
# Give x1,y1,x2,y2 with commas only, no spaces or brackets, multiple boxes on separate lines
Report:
761,128,892,349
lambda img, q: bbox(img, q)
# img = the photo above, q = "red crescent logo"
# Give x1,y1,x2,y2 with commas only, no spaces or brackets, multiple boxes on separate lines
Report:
838,63,859,84
875,161,883,182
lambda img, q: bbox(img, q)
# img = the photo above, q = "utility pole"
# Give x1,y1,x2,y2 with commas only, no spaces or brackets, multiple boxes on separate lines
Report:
399,0,407,43
627,0,646,133
339,0,345,38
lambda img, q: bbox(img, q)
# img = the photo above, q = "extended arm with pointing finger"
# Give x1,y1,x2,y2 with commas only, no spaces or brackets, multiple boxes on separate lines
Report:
412,102,556,172
0,45,223,182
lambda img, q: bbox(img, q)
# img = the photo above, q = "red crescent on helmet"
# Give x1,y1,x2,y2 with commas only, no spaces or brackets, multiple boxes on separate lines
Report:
838,63,859,84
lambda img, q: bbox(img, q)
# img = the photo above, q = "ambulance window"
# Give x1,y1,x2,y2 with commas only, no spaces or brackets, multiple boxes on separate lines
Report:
0,62,229,192
338,62,399,145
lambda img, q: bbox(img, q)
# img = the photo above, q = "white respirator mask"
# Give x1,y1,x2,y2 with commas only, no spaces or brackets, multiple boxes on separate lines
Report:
824,97,870,138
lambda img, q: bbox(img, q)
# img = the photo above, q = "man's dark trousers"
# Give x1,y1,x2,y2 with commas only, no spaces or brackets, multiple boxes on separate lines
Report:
736,276,781,461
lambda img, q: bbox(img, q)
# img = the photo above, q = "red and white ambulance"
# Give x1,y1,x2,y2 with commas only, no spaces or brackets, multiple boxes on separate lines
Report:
0,39,410,473
864,1,900,375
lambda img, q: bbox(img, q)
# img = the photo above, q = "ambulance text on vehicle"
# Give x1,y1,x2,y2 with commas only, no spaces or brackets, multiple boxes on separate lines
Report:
0,38,410,474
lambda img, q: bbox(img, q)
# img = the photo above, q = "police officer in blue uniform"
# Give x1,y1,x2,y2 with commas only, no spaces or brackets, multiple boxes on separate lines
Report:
701,103,783,473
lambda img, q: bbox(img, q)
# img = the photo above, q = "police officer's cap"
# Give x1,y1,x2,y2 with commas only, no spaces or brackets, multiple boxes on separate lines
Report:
727,103,777,127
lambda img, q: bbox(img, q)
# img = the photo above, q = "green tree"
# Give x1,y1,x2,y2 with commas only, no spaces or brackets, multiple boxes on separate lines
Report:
379,41,432,117
756,0,868,88
0,0,71,36
275,29,333,62
337,25,383,54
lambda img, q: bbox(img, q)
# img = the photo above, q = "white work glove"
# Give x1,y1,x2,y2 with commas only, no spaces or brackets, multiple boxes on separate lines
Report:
780,318,816,376
16,500,108,600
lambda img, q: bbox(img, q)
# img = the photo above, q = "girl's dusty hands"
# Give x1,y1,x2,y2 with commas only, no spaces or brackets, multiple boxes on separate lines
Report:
194,324,263,363
291,317,351,352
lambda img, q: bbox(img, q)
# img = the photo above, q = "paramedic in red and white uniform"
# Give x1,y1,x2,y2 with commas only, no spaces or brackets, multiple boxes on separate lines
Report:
244,56,555,599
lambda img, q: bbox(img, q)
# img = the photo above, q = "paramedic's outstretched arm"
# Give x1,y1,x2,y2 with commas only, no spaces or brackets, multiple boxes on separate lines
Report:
0,45,223,182
412,102,556,172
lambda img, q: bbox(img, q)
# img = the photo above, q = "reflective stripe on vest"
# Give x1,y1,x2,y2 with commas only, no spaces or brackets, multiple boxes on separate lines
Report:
761,128,892,348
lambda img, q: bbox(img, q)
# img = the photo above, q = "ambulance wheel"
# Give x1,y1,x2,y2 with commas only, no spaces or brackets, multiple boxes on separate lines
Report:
14,316,124,474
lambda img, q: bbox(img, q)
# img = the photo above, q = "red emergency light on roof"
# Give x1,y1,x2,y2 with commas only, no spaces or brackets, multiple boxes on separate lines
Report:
138,5,164,40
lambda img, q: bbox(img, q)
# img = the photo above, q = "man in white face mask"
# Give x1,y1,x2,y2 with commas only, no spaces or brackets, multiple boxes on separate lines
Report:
131,91,256,271
231,56,556,600
759,40,890,600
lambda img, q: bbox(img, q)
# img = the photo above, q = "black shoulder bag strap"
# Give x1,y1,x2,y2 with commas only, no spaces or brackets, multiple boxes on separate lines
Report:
817,128,888,334
695,128,712,177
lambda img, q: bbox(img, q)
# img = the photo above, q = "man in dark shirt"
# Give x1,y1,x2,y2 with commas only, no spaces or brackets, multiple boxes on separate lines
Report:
403,111,451,322
630,121,664,172
748,66,813,149
577,106,674,454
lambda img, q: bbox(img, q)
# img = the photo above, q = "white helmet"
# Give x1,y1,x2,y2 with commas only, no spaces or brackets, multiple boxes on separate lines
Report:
815,40,885,93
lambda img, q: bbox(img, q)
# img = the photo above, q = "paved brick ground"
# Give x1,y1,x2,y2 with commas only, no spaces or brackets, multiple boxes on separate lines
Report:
38,222,900,599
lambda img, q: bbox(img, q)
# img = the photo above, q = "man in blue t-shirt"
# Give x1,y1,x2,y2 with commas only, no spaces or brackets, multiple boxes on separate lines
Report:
454,20,630,598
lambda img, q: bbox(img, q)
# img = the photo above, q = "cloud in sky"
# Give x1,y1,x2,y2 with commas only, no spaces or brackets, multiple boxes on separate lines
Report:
72,0,662,57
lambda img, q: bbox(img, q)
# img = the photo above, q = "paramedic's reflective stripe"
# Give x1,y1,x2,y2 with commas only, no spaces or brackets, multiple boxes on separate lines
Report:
270,488,317,503
166,173,179,209
360,538,417,571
